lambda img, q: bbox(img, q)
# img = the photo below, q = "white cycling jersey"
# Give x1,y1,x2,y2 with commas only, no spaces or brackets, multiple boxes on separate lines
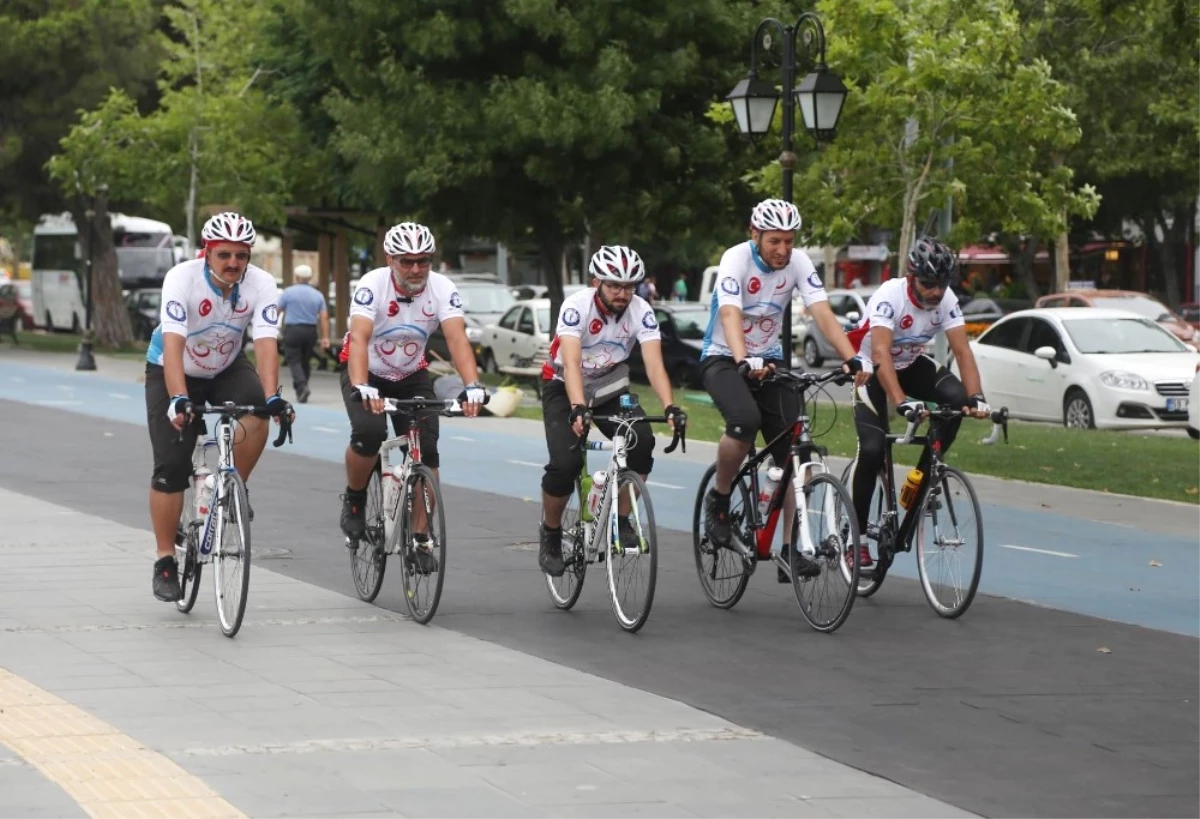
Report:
339,268,464,381
853,277,965,372
701,241,828,360
542,287,661,381
146,259,280,378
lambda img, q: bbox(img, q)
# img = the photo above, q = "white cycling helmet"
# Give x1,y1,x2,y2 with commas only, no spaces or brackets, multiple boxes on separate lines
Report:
749,198,801,232
588,245,645,283
383,221,436,256
201,212,256,246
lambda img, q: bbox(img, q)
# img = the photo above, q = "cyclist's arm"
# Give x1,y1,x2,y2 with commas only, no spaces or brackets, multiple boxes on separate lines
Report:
945,325,983,397
161,333,188,398
718,305,748,362
347,315,373,387
806,300,857,360
441,316,481,384
318,305,330,347
638,339,675,414
557,335,587,407
252,337,281,397
869,325,907,407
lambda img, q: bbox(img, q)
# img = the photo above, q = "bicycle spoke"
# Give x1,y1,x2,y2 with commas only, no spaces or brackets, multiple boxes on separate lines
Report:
606,472,656,632
916,467,983,618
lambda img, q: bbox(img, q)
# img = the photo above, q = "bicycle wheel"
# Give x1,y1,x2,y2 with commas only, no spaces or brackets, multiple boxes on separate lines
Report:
545,478,587,609
350,466,387,603
396,464,446,624
604,471,657,633
790,473,859,633
175,484,202,614
211,472,251,638
840,460,888,598
915,465,983,618
691,464,752,609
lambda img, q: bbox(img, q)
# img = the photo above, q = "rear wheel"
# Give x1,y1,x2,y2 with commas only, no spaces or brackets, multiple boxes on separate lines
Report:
840,460,888,598
604,471,657,633
396,465,446,624
790,473,859,633
350,466,387,602
212,473,252,638
915,466,984,618
691,464,752,609
545,479,587,609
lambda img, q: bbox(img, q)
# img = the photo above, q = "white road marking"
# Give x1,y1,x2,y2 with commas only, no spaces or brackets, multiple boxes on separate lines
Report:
999,544,1079,558
312,425,341,434
647,480,683,490
450,435,474,441
35,400,81,406
108,392,129,399
9,376,25,382
507,459,544,468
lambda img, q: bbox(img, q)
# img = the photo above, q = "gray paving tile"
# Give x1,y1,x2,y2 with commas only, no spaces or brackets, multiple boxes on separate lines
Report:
373,785,535,818
809,795,976,818
0,748,84,818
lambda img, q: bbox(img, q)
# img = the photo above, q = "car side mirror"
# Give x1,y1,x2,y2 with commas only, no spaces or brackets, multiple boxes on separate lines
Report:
1034,345,1058,368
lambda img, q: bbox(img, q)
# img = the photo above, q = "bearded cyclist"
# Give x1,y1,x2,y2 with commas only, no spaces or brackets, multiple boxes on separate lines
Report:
146,212,292,602
701,199,862,580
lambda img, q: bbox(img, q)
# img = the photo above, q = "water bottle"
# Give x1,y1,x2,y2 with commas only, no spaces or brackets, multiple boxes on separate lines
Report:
193,466,213,518
758,463,783,518
586,471,608,518
899,467,924,510
580,473,595,522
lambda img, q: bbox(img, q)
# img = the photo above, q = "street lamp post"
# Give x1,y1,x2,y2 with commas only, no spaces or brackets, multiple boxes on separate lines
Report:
726,12,848,366
74,192,98,371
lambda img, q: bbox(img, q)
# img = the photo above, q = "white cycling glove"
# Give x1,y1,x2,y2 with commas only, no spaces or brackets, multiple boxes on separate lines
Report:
355,384,380,402
738,356,765,375
897,400,924,421
167,394,190,422
462,385,486,404
970,393,991,414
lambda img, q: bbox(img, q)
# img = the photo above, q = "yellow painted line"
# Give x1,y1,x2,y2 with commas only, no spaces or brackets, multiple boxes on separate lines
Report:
0,668,244,819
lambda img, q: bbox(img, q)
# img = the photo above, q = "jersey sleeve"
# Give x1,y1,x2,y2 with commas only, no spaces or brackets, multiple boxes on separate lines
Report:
943,293,966,331
793,252,829,306
634,300,662,344
436,278,465,323
349,270,383,322
556,292,586,339
867,289,898,331
250,277,281,341
158,267,191,337
714,251,745,310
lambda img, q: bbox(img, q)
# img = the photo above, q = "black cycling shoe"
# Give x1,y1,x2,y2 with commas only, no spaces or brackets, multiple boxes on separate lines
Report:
340,490,367,540
538,524,566,577
781,545,821,580
617,516,642,553
409,535,438,575
153,555,182,602
704,490,732,549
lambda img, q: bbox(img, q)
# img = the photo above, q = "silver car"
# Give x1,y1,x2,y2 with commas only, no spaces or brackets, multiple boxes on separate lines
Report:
796,286,878,366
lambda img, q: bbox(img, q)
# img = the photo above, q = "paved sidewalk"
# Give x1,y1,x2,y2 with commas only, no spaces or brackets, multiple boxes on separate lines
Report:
0,487,975,818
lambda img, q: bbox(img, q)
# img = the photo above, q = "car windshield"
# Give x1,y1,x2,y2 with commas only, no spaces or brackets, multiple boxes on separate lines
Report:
1086,296,1171,321
117,247,175,281
670,308,710,340
456,284,515,313
537,308,550,331
1064,317,1188,354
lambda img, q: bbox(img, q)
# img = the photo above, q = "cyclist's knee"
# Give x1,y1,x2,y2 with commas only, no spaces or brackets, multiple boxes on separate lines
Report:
541,465,575,498
349,428,385,457
151,462,190,494
625,422,656,474
722,409,760,443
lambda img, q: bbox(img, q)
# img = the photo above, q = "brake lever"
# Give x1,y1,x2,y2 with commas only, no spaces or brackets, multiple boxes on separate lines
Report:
272,414,293,447
980,407,1009,446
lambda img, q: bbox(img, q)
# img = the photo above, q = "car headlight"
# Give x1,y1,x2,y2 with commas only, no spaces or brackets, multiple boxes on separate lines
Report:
1099,371,1149,391
465,326,482,342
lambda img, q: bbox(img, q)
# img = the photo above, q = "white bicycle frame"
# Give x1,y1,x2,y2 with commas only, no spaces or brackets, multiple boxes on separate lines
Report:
191,416,238,564
578,420,642,560
784,410,839,561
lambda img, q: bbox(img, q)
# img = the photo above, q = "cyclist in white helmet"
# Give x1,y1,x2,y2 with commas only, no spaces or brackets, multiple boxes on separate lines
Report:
145,211,291,603
535,245,685,577
338,221,486,570
700,198,862,580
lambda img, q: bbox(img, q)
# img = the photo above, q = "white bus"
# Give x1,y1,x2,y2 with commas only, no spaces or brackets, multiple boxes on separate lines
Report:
31,212,178,332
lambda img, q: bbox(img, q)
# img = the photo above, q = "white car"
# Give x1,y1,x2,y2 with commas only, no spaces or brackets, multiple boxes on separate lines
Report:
797,285,879,366
949,307,1199,431
480,298,552,372
1188,362,1200,439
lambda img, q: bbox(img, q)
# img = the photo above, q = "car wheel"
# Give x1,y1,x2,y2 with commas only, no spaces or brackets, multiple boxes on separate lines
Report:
804,337,823,368
1063,389,1095,429
45,311,54,332
1188,428,1199,440
480,349,498,374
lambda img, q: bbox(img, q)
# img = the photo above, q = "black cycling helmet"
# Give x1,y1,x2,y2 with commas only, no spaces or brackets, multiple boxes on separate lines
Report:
906,237,957,287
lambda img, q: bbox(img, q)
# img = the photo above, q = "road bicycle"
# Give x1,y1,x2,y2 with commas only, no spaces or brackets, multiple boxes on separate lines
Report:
545,394,686,633
692,368,860,633
840,404,1009,618
176,402,293,638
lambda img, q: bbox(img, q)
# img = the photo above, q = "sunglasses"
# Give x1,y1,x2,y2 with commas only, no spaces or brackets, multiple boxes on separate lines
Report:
602,282,637,294
393,256,433,269
212,251,251,262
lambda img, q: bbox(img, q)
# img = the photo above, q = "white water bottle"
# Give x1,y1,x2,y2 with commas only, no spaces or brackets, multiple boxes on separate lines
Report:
194,466,213,518
586,471,608,518
758,464,783,518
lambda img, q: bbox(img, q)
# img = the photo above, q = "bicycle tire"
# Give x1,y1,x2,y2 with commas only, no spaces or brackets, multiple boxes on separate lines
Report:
175,483,202,614
397,464,446,624
840,460,888,598
604,470,657,633
545,478,587,610
691,464,752,609
350,466,387,603
916,465,984,618
790,472,859,633
212,472,251,638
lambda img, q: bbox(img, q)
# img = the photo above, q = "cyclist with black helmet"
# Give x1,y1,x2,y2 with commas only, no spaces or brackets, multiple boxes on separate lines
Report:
846,236,990,568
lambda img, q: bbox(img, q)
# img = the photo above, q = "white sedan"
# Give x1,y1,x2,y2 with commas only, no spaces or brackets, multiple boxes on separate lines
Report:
949,307,1199,431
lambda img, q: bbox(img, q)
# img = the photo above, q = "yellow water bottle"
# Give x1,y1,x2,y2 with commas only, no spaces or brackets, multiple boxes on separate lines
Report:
899,468,923,511
580,473,594,522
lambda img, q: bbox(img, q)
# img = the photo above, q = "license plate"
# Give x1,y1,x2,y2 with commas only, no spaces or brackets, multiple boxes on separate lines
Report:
1166,397,1189,412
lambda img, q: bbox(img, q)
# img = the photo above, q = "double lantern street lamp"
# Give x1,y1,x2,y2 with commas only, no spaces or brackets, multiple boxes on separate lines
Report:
726,11,848,363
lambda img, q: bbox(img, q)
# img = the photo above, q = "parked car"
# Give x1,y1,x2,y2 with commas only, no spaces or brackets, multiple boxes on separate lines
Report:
427,280,515,367
1178,301,1199,331
11,280,34,330
125,287,162,341
958,296,1033,337
0,282,28,337
796,285,878,367
1034,289,1198,349
628,301,709,388
1188,362,1200,439
479,298,552,372
425,313,486,366
948,307,1199,431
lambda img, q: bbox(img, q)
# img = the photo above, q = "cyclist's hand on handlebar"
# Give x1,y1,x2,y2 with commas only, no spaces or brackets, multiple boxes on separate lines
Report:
963,392,991,419
457,382,488,418
265,392,295,425
167,394,191,431
354,384,385,415
664,403,686,433
737,356,773,381
897,399,925,422
569,404,590,438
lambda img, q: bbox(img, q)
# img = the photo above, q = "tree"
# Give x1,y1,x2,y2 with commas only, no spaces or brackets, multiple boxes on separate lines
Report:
284,0,762,319
764,0,1097,289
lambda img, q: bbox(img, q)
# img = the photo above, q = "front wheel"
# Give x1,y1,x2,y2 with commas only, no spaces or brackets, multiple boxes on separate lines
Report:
396,465,446,624
691,464,752,609
604,471,657,633
350,466,387,603
840,460,888,598
790,473,859,633
545,478,588,609
175,483,202,614
915,466,984,618
212,472,252,638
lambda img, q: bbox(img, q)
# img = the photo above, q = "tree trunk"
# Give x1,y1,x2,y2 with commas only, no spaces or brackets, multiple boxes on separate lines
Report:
73,193,133,348
1054,230,1071,292
540,237,565,331
1155,206,1189,308
1001,236,1041,299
